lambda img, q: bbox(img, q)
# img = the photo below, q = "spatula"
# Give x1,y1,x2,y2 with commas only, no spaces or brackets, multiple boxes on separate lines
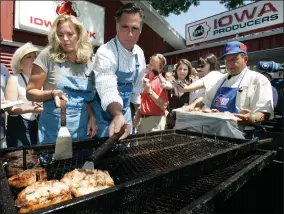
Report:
83,124,128,170
54,100,72,160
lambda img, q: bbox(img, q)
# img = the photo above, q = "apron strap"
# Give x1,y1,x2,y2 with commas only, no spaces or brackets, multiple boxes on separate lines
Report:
114,37,120,71
217,68,248,90
59,62,88,77
114,37,139,86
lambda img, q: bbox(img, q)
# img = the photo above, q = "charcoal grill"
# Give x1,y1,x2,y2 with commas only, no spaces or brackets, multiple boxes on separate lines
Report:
0,130,275,214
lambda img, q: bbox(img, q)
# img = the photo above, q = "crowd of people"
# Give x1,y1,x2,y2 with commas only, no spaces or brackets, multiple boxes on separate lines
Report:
0,3,282,148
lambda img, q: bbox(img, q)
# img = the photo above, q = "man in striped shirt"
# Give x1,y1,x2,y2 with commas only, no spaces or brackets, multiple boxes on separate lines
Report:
92,3,146,139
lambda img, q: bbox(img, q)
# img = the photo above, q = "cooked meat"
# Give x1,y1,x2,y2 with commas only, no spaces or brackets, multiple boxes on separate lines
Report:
61,168,115,197
15,180,71,213
8,168,47,188
72,186,111,198
200,109,220,113
2,150,39,177
2,150,34,162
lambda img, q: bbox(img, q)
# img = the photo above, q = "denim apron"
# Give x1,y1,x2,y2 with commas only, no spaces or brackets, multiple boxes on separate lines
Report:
210,70,247,113
38,63,94,144
92,38,139,138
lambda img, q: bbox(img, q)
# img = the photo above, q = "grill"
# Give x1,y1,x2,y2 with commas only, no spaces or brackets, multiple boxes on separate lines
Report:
252,117,283,161
0,130,275,214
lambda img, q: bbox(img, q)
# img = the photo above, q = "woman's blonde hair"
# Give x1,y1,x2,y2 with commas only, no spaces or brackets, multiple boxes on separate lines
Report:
48,15,92,63
11,42,39,74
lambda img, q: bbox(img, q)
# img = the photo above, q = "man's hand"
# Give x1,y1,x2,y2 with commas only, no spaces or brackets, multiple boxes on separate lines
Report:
133,109,142,128
183,104,195,112
108,113,130,140
87,116,98,138
234,108,253,124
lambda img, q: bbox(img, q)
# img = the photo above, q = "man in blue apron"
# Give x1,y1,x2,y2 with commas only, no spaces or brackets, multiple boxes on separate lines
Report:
178,41,274,138
92,3,146,139
209,41,273,124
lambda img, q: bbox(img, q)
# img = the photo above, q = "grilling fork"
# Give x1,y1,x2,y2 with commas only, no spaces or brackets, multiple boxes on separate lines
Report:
83,124,128,170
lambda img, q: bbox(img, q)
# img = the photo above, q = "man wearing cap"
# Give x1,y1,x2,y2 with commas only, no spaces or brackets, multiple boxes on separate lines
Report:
182,41,274,126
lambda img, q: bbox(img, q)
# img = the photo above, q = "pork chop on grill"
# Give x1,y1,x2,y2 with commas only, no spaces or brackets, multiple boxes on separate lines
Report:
8,167,47,188
61,168,115,197
15,180,71,213
2,150,40,177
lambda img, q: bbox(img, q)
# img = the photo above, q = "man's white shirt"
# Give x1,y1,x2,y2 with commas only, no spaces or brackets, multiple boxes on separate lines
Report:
202,67,274,116
93,37,146,111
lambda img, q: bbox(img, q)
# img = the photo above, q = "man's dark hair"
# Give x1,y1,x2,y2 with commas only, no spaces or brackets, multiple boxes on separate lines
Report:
115,3,145,25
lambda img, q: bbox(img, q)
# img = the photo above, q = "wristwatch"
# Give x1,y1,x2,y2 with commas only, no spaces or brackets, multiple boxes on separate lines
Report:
147,89,153,95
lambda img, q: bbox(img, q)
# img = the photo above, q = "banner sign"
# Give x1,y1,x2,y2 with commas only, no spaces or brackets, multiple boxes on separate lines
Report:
185,1,283,46
15,0,105,46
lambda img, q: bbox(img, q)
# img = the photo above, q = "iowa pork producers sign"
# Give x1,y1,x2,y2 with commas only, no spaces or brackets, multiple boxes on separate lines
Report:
185,1,283,46
14,0,105,46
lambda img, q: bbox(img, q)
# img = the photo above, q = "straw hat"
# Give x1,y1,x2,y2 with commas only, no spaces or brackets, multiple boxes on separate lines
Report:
11,42,39,74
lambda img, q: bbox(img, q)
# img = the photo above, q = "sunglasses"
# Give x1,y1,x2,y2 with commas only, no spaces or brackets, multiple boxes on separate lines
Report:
198,64,206,68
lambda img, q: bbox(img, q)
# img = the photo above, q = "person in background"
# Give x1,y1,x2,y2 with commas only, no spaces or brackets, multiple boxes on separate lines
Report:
172,63,177,79
166,59,193,129
261,72,278,108
181,41,273,128
164,70,174,81
26,15,97,144
1,63,10,148
134,53,168,133
92,3,146,139
189,67,199,82
184,53,221,111
5,43,42,147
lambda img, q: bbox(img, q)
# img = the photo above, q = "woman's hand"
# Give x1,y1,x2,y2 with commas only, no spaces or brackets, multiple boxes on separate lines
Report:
87,116,98,138
52,90,68,108
32,105,43,114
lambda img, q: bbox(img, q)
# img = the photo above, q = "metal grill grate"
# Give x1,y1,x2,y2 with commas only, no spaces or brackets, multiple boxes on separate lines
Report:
111,154,260,213
44,134,237,183
1,131,257,214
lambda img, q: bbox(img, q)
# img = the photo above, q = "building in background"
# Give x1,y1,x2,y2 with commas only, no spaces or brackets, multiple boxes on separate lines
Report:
1,0,283,78
163,0,284,78
0,0,185,72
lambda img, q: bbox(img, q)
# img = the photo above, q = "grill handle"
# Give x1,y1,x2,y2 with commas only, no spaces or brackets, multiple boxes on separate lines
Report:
60,100,67,126
258,138,273,145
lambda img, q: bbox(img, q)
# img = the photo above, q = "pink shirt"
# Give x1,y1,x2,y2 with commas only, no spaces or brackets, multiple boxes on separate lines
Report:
141,74,168,116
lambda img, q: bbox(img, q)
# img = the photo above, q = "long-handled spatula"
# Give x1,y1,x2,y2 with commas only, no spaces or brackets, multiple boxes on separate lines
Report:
83,124,128,170
54,100,72,160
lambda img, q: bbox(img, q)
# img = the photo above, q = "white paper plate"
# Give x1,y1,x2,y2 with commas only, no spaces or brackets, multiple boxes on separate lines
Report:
1,100,24,109
174,108,236,120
